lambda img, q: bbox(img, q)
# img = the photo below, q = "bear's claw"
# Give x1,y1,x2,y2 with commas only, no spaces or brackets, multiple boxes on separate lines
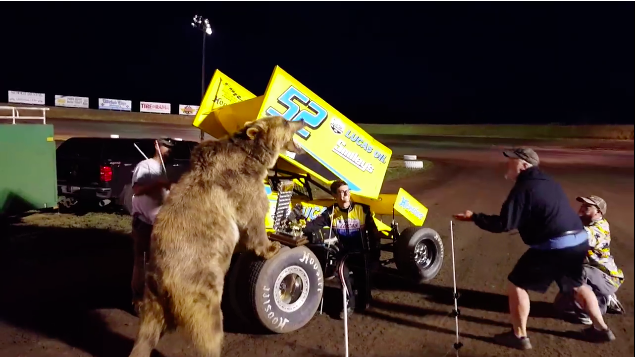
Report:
263,241,282,259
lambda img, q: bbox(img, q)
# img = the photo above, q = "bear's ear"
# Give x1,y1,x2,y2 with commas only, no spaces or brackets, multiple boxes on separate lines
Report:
246,126,260,139
243,120,255,128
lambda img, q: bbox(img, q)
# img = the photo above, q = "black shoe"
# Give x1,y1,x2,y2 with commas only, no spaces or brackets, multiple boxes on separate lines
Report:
583,326,616,343
493,331,532,350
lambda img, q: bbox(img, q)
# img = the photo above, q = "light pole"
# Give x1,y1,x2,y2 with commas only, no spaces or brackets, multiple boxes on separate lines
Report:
191,14,213,142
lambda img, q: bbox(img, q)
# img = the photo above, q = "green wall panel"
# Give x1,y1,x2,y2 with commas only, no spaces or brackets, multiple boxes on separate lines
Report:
0,124,57,215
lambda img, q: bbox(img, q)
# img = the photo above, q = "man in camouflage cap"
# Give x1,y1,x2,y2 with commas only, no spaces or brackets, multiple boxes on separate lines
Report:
555,195,625,324
454,148,616,350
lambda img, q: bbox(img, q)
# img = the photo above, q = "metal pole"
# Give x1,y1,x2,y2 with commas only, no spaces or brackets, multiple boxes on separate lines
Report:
450,220,463,355
200,32,206,142
338,256,350,357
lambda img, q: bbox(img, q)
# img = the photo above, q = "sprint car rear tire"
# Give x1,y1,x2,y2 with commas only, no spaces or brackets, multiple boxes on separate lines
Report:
234,245,324,334
395,227,444,283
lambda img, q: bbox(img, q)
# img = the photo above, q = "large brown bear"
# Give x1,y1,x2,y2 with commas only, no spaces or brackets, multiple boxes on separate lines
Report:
129,116,308,357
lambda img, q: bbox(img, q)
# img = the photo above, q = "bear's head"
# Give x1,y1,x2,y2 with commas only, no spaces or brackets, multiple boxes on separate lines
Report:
236,116,308,168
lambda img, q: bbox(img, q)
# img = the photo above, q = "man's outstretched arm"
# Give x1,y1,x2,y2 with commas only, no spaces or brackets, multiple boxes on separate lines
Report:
472,187,526,233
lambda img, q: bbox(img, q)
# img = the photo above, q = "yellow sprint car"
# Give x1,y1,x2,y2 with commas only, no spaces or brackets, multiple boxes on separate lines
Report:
192,66,445,334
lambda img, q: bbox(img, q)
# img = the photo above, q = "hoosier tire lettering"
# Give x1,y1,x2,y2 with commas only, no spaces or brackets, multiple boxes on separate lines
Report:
300,251,323,293
261,286,290,331
252,246,325,334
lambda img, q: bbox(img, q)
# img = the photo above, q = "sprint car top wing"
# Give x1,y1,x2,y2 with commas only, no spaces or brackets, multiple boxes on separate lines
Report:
193,66,393,200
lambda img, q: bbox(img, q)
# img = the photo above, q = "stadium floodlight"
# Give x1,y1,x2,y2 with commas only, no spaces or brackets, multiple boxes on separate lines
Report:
191,14,213,141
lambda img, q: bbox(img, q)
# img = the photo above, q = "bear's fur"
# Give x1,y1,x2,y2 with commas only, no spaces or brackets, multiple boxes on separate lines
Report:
128,116,308,357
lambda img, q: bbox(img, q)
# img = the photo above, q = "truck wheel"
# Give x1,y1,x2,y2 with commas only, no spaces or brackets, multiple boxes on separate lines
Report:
58,196,78,213
235,246,324,334
395,227,444,283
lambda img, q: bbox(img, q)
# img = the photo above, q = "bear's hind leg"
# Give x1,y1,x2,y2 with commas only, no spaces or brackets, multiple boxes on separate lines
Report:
129,292,166,357
176,291,225,357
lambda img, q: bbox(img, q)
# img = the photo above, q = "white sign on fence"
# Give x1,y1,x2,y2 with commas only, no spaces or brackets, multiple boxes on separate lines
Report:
55,95,89,109
179,104,200,116
8,90,46,105
140,101,171,114
98,98,132,111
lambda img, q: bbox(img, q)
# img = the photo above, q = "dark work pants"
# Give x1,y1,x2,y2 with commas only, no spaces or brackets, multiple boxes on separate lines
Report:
131,214,153,302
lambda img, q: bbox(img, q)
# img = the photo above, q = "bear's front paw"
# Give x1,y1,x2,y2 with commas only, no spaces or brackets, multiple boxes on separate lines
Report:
263,241,282,260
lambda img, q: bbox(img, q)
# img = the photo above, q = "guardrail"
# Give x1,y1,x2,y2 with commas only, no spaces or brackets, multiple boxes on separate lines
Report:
0,105,50,124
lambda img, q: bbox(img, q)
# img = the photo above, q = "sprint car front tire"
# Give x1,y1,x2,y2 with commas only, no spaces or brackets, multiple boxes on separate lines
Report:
395,227,444,283
233,245,324,334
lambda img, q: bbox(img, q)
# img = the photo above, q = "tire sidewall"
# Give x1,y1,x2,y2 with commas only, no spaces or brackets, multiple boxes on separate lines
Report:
397,227,444,283
253,246,324,333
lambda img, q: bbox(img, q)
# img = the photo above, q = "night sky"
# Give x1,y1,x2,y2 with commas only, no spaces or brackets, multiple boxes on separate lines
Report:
1,2,633,125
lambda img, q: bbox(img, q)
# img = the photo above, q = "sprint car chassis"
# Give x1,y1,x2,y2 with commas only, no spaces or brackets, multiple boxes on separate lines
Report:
195,65,445,334
222,167,445,334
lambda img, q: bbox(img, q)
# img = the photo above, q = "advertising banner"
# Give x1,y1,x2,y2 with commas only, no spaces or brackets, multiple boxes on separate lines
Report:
54,95,89,109
179,104,200,115
98,98,132,111
8,90,45,105
140,101,171,114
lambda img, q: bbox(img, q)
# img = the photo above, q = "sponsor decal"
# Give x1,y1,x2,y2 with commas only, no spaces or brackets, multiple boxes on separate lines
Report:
330,117,345,134
332,139,375,173
398,197,425,221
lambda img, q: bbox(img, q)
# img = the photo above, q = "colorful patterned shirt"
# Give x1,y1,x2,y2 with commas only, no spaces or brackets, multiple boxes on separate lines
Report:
585,218,624,288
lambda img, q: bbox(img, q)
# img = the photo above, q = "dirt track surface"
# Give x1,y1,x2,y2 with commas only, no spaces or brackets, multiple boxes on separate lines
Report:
1,145,633,357
40,118,635,152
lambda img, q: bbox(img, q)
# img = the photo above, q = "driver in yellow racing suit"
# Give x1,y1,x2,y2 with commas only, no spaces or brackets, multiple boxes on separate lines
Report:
301,180,381,320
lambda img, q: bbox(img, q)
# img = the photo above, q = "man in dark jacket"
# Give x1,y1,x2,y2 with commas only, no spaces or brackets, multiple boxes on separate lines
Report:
454,148,615,350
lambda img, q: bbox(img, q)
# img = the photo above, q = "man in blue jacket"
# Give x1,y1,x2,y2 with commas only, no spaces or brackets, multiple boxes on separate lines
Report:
454,148,615,351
